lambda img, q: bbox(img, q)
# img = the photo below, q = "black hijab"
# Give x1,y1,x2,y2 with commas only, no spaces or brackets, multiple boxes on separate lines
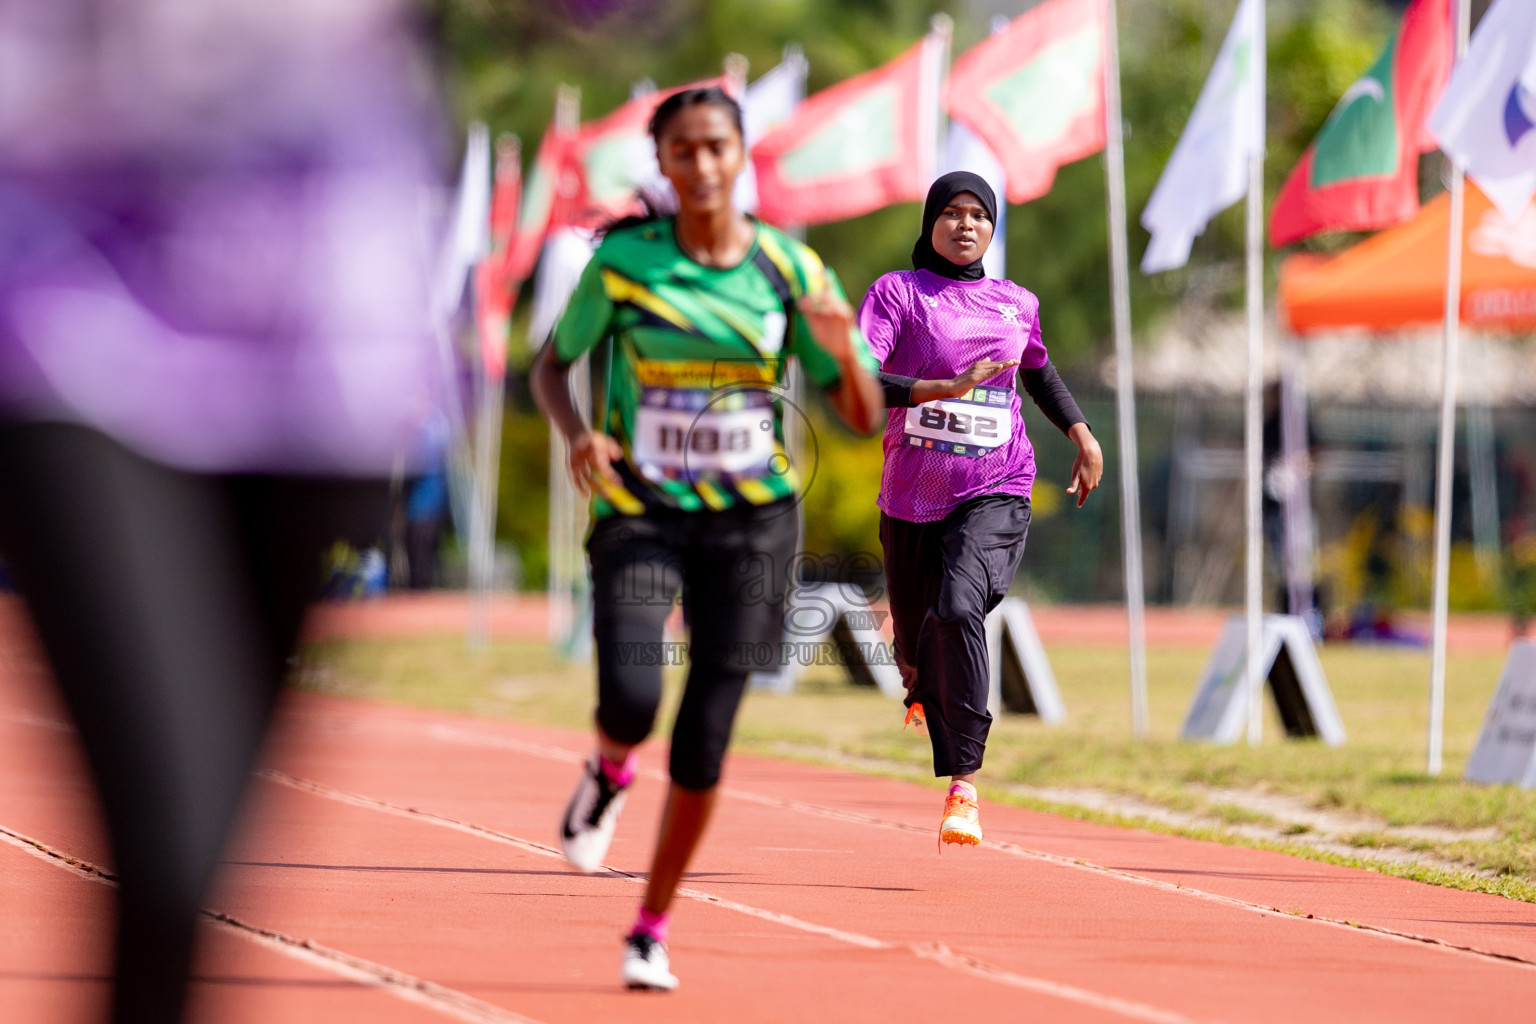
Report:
910,171,998,282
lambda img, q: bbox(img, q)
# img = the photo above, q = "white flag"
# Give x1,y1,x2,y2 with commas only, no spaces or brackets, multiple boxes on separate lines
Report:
735,48,809,213
529,227,596,347
1140,0,1265,274
432,122,491,326
1428,0,1536,221
942,120,1008,280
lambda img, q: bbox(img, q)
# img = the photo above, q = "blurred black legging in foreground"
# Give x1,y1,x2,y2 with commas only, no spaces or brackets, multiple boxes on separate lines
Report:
0,422,387,1024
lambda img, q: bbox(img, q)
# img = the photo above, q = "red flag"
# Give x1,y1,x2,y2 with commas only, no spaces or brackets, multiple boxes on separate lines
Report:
1269,0,1452,248
564,77,725,228
751,35,944,226
945,0,1106,205
506,119,578,285
476,136,523,379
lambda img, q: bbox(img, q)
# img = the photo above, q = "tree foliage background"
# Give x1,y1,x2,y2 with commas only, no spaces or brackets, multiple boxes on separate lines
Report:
433,0,1435,585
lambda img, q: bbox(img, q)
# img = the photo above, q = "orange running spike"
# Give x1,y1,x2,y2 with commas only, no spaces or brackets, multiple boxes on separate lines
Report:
939,787,982,846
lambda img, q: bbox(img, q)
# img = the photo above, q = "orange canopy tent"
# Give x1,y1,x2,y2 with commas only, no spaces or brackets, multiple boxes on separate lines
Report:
1280,184,1536,334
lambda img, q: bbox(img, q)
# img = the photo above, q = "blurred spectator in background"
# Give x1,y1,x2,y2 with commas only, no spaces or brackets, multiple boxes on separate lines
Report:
405,408,453,589
0,1,444,1021
1262,382,1324,631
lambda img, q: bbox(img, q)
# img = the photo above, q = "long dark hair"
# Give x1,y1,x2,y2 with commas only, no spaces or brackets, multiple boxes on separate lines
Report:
600,85,744,238
648,85,743,141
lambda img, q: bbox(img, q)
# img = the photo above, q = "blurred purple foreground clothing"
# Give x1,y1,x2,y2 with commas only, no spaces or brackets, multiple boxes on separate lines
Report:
0,0,444,474
857,269,1050,524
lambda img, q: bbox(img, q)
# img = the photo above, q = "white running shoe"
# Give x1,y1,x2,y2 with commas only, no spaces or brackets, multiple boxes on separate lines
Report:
622,933,678,991
559,755,629,873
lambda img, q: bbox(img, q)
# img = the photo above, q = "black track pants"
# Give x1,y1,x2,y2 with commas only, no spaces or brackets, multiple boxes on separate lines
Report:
0,422,387,1024
880,495,1030,777
588,500,797,792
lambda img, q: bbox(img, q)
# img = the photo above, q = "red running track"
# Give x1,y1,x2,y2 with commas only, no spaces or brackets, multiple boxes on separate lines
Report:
5,668,1536,1022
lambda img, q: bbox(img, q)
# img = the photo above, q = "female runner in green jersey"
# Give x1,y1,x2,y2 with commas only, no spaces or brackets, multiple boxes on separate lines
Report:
532,85,881,991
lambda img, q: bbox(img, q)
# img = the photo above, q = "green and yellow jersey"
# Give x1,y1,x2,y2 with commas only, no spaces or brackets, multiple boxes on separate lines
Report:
551,217,877,518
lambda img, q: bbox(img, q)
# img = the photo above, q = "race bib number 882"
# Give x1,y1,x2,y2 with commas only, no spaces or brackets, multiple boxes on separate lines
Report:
902,384,1013,458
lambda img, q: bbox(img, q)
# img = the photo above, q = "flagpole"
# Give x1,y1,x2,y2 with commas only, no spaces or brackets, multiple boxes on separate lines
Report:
1244,0,1268,746
469,134,521,649
928,13,954,180
1101,0,1149,738
1429,0,1471,776
546,85,581,654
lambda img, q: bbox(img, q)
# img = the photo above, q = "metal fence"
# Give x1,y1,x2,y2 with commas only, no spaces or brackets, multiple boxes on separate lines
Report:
1019,382,1536,616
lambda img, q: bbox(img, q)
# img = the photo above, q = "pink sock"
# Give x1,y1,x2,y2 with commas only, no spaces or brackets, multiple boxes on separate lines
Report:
949,781,976,800
630,906,670,944
599,751,636,788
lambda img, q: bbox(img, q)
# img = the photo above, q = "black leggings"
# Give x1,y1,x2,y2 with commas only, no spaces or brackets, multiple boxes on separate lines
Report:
0,422,387,1024
588,501,796,791
880,495,1030,777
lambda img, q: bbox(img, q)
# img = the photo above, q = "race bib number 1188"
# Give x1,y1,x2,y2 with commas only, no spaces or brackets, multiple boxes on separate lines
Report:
902,384,1013,458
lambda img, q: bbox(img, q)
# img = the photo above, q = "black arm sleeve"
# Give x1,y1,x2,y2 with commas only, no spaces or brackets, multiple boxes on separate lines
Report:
878,372,919,408
1020,361,1087,438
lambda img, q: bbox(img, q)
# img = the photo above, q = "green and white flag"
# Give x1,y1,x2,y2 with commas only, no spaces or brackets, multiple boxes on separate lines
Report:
1141,0,1265,273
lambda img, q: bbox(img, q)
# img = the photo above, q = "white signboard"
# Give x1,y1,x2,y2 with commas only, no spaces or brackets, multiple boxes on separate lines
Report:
1465,641,1536,787
748,582,904,699
985,598,1065,723
1182,614,1345,746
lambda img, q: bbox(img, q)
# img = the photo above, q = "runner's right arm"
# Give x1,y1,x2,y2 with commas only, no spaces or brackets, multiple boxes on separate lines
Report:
878,359,1021,408
530,256,623,496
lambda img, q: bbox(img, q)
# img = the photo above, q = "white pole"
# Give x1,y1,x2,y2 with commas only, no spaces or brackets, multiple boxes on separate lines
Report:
928,14,954,184
548,424,571,645
1429,0,1472,777
1102,0,1149,738
1465,337,1500,586
544,86,582,655
469,371,505,647
1244,0,1268,746
461,123,495,650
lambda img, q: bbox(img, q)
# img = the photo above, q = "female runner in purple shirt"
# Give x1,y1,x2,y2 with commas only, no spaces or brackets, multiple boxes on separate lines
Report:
857,171,1103,845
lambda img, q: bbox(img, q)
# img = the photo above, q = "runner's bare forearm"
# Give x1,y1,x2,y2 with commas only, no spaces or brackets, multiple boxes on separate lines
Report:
910,378,961,404
827,353,882,434
531,345,591,444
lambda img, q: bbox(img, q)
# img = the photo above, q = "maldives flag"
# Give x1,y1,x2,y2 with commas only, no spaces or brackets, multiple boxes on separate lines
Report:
1269,0,1452,248
564,77,725,228
475,136,523,379
944,0,1106,204
505,119,576,287
751,32,945,226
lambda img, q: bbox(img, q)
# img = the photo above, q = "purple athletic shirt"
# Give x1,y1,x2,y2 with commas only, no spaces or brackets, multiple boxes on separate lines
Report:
857,269,1048,524
0,0,443,475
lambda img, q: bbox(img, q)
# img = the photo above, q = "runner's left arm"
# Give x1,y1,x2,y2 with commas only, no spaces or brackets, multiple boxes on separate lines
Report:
1020,362,1087,436
1017,307,1101,506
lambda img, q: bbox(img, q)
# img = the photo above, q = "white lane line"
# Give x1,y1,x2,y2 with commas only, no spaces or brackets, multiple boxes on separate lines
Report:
0,824,547,1024
259,770,1212,1024
911,942,1206,1024
256,769,566,863
368,714,1536,972
260,769,888,954
718,787,1536,973
754,847,855,854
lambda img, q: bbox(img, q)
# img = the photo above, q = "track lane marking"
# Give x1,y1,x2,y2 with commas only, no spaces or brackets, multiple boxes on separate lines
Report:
260,770,1212,1024
391,716,1536,972
15,708,1536,983
0,824,548,1024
